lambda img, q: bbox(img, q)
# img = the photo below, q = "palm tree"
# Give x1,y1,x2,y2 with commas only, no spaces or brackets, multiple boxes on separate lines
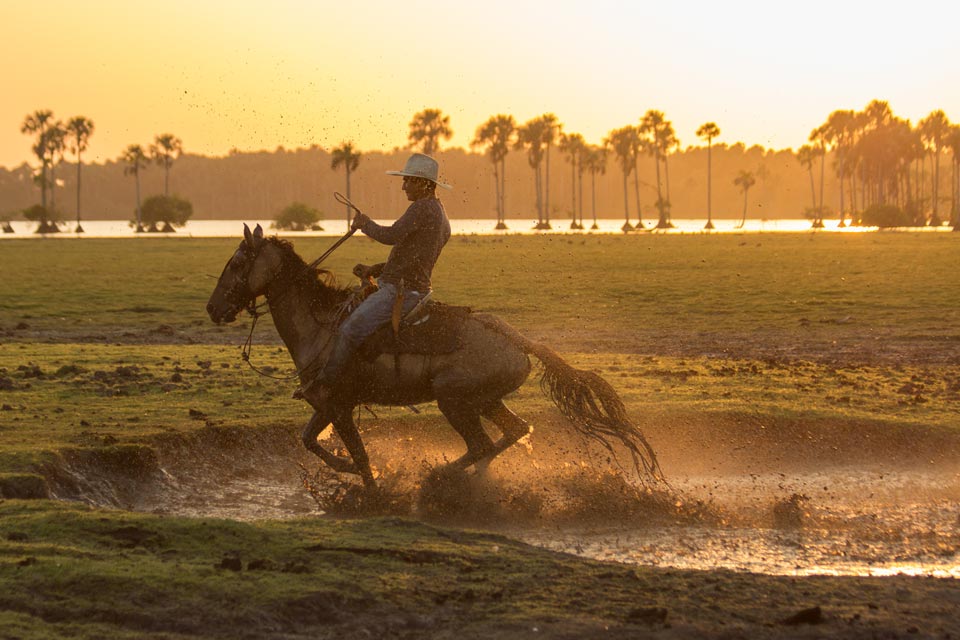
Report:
947,125,960,230
472,119,502,224
847,109,869,220
559,132,585,229
630,131,646,229
696,122,720,229
733,170,756,229
583,145,607,230
603,126,638,231
809,124,829,228
825,110,855,227
330,142,362,230
515,118,548,228
408,108,452,155
150,134,183,197
66,116,95,232
796,144,820,223
121,144,149,232
576,140,588,229
472,115,516,229
919,110,951,225
20,110,55,214
659,122,679,225
44,122,67,220
540,113,560,228
908,125,924,214
640,110,669,228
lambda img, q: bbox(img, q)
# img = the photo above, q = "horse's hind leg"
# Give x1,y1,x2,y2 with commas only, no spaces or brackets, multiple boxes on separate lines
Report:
437,398,495,470
481,399,531,454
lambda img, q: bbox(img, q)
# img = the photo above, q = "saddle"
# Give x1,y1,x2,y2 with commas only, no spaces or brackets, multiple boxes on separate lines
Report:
350,263,471,360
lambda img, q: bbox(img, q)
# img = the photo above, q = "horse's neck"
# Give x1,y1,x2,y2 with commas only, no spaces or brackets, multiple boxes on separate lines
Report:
265,280,338,371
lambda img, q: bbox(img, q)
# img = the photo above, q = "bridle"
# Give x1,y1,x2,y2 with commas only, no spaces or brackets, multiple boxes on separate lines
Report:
217,239,297,380
221,236,345,384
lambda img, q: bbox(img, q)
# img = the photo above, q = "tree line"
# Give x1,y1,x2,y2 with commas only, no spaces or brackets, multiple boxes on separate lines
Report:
13,110,188,233
466,101,959,232
4,103,959,233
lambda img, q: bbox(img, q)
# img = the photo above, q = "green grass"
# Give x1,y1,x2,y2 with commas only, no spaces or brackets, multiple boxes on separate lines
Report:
1,233,958,478
1,499,958,639
0,343,295,473
0,499,649,638
1,233,958,355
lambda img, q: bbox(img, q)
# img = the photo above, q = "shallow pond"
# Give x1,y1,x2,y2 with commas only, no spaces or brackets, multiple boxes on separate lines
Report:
44,416,960,579
125,450,960,578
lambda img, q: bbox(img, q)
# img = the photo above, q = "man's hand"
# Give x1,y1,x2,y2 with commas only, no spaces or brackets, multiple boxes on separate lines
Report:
351,211,370,231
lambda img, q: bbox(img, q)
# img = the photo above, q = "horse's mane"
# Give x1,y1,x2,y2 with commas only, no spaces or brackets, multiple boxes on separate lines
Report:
267,236,353,312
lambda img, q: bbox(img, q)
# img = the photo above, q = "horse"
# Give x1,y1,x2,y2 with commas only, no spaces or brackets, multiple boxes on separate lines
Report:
206,224,662,492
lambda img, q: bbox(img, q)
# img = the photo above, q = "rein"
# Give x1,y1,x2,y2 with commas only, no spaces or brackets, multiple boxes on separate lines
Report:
239,299,301,381
232,206,362,383
238,263,352,384
301,193,362,271
240,292,343,384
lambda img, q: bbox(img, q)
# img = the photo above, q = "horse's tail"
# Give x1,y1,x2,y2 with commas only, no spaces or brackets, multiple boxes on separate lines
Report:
474,313,663,483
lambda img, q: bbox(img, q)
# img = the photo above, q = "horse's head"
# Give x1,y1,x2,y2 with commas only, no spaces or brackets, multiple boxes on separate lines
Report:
206,223,283,324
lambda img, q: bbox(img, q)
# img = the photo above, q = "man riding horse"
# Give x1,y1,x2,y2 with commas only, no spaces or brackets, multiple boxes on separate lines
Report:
207,157,662,491
302,152,452,406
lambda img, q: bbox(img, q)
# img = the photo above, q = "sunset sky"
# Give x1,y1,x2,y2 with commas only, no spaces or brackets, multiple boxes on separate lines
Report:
2,0,958,170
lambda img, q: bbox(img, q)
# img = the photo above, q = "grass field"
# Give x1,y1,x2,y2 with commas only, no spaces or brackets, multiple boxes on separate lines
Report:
1,232,959,638
2,232,957,472
2,232,958,358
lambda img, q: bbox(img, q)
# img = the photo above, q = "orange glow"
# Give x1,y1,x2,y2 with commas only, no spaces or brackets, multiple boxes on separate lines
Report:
2,0,959,168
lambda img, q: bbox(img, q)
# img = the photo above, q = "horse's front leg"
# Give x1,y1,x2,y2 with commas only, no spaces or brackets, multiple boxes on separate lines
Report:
300,410,359,474
299,377,377,490
330,405,378,491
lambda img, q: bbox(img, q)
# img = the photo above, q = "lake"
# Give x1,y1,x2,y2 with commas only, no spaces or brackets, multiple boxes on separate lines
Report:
0,217,913,239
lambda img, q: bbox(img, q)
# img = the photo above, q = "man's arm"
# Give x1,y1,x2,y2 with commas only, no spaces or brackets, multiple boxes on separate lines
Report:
355,202,422,246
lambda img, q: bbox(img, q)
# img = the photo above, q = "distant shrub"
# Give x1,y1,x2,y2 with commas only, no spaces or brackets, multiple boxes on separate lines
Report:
901,201,927,226
22,204,62,233
22,204,51,222
139,195,193,231
860,204,914,228
274,202,323,231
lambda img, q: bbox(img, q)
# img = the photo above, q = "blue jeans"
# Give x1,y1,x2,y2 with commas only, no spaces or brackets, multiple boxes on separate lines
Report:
318,281,423,383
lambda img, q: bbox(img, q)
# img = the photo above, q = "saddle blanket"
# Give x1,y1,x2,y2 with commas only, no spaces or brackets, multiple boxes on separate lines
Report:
357,302,471,359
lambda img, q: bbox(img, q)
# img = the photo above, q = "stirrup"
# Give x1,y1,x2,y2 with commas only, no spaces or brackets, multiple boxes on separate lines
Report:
402,291,433,326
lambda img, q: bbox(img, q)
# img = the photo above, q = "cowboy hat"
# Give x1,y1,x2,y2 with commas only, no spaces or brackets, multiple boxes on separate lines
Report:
386,153,452,189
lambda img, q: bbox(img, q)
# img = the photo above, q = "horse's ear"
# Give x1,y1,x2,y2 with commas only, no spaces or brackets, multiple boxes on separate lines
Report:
243,223,253,245
254,224,263,239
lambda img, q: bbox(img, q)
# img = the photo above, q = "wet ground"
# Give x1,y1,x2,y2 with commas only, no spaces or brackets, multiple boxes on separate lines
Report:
520,470,960,578
82,417,960,580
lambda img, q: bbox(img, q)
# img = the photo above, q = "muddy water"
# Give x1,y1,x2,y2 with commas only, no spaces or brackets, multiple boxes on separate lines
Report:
147,462,960,578
515,470,960,578
47,424,960,578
